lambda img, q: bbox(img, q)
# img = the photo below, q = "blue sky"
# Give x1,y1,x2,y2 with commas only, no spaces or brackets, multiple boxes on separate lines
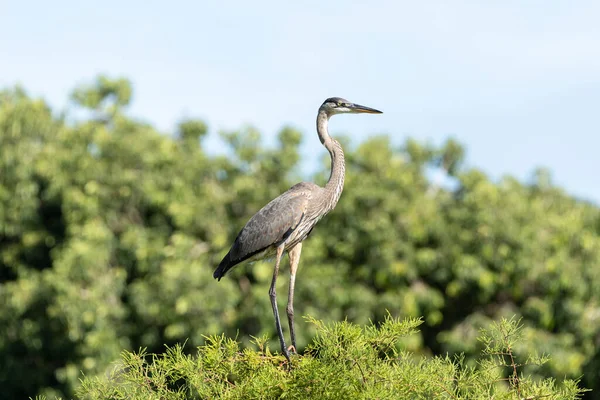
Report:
2,1,599,203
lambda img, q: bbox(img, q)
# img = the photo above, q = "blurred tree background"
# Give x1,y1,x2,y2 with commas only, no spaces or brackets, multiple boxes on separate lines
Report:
1,76,599,399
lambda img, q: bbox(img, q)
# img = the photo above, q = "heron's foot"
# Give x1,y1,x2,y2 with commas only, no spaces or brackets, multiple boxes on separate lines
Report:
282,347,291,365
287,345,297,354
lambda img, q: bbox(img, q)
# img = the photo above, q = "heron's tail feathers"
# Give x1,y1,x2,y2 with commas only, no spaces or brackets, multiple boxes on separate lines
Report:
213,253,233,281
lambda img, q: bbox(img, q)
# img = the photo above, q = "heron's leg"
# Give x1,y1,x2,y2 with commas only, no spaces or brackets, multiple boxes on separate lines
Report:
269,244,290,362
286,242,303,353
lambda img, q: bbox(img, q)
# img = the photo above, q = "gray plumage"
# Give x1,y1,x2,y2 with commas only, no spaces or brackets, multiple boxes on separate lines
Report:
213,97,382,362
214,182,320,279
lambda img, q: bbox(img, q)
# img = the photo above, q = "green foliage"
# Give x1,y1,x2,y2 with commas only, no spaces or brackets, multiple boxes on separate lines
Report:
71,75,132,115
1,77,599,398
68,315,585,399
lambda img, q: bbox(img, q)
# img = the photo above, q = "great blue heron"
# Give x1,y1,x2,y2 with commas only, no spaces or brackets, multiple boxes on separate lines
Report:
213,97,382,361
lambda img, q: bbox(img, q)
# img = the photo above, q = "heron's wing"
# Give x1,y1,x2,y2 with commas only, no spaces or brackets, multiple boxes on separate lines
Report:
214,183,317,279
230,183,315,262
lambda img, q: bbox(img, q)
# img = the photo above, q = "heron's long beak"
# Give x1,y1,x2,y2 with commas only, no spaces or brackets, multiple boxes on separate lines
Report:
350,103,383,114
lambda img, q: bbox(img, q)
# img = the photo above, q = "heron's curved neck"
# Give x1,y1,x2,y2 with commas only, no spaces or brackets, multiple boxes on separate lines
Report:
317,110,345,211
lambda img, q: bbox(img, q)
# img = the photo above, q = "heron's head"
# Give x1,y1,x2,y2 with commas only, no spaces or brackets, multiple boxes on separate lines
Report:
320,97,382,116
